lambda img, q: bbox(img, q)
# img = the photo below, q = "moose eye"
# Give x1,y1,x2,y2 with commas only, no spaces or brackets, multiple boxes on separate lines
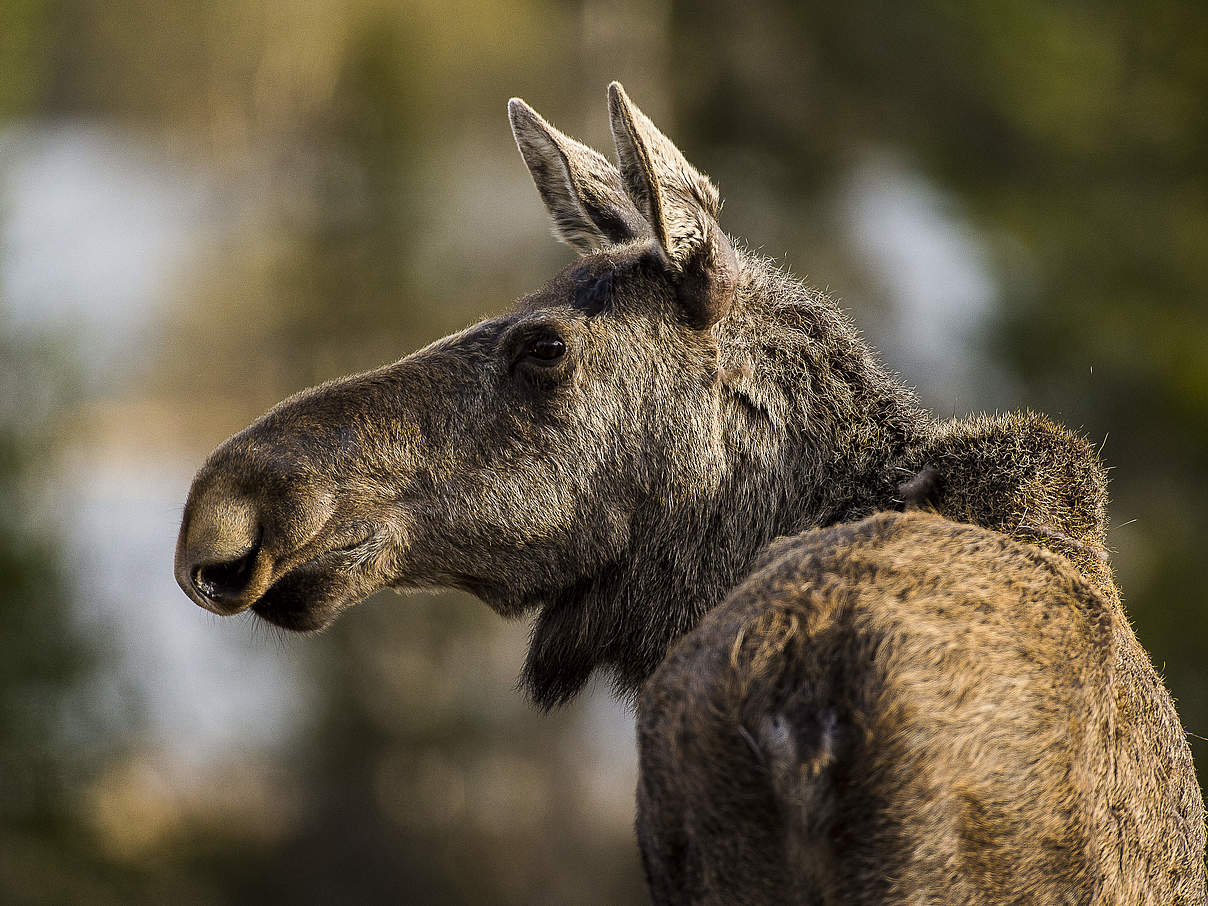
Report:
527,338,566,362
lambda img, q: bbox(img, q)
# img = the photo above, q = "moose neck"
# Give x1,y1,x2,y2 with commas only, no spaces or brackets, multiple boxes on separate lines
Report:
522,250,932,708
730,254,932,528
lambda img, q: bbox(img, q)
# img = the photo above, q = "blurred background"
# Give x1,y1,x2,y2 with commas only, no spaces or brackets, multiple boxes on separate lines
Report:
1,1,1205,902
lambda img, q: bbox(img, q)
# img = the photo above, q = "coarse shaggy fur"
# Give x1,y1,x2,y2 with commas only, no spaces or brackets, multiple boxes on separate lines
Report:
638,512,1203,904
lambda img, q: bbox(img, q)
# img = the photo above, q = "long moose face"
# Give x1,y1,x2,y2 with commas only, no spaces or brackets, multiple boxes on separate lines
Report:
177,247,721,630
176,84,741,641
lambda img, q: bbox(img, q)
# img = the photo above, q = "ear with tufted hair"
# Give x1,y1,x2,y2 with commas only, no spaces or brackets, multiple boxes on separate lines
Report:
606,82,737,328
509,98,652,254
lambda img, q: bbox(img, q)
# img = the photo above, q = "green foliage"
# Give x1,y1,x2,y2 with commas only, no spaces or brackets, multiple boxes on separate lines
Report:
0,340,124,902
0,0,53,117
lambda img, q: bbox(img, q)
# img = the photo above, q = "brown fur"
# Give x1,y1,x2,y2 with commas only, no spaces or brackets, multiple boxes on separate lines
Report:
174,84,1206,902
638,511,1204,904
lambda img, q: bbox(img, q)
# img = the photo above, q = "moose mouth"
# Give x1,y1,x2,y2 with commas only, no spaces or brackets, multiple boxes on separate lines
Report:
251,562,348,632
247,530,381,632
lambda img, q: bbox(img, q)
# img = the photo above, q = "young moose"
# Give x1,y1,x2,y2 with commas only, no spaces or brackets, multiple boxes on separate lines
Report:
176,84,1206,903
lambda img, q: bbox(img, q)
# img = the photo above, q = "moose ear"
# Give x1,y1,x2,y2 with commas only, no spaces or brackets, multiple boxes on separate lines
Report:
607,82,737,328
509,98,652,254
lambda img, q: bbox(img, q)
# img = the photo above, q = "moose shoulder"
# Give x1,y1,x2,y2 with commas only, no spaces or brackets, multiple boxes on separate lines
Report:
175,84,1206,903
639,511,1204,904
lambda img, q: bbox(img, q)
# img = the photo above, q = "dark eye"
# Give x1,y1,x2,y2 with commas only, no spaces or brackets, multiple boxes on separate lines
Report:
527,338,566,362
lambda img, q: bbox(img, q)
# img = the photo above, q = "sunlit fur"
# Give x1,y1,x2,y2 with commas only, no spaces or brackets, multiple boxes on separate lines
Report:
639,512,1205,904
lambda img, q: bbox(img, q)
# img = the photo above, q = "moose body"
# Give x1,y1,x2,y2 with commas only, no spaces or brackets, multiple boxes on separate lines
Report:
176,84,1206,903
640,511,1203,903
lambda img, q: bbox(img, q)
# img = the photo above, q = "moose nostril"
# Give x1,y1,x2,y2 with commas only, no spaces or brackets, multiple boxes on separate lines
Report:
192,534,262,603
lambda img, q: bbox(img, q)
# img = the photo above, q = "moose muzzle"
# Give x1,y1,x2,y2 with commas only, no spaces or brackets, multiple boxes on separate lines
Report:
175,477,275,615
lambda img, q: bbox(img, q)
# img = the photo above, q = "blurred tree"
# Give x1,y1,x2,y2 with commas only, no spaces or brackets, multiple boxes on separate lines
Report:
0,338,133,903
0,1,50,117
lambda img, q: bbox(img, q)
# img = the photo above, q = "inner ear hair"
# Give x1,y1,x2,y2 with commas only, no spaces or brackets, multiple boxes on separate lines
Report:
509,97,650,253
607,83,669,252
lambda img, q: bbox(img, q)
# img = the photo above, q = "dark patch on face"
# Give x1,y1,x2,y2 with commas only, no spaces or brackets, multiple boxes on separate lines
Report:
569,263,615,315
565,246,668,317
578,269,614,313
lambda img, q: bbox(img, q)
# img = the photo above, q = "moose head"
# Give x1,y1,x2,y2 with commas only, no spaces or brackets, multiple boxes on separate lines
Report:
176,83,922,705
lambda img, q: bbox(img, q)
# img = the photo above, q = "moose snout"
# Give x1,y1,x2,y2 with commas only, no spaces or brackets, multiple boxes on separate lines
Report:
175,485,272,615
